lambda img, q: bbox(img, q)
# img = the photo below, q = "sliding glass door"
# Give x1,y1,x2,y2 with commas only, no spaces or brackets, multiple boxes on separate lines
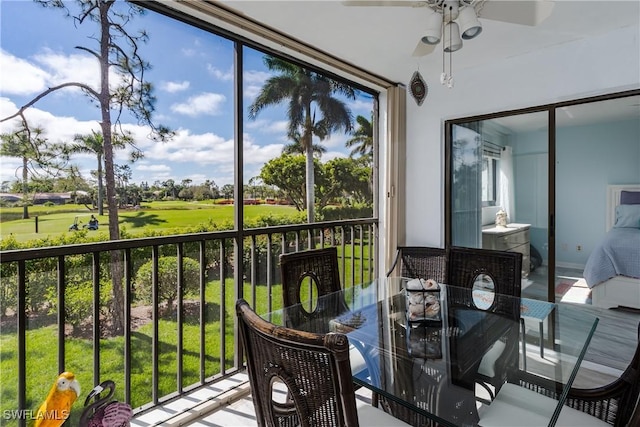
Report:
446,90,640,303
448,112,549,295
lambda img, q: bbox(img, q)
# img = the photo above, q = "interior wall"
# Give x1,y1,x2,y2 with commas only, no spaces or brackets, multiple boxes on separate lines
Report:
554,119,640,267
403,25,640,247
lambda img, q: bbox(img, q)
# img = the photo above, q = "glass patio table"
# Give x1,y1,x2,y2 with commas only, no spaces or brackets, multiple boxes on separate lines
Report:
259,277,599,427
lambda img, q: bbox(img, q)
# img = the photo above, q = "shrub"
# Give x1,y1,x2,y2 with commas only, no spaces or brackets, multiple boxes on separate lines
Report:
134,256,200,312
45,279,112,333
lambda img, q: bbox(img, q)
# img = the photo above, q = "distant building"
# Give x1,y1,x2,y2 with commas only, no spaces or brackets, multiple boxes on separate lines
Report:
0,191,89,205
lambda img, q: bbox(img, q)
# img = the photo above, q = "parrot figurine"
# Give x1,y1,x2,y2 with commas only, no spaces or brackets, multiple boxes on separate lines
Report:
34,371,81,427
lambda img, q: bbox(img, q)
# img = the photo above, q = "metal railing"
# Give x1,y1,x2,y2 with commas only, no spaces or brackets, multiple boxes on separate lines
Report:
0,218,378,426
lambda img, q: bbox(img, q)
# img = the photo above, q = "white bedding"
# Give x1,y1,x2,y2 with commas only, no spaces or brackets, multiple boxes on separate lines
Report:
583,228,640,288
589,185,640,309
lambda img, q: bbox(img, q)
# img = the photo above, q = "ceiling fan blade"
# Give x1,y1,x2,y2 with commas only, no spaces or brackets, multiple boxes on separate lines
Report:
342,1,426,7
412,41,437,57
478,0,555,26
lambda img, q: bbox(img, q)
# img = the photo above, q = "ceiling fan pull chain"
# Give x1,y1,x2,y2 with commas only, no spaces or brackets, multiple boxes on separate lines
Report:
448,22,454,89
440,7,448,85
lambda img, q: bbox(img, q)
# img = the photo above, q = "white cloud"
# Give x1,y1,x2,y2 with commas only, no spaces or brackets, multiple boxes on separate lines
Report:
35,48,100,89
319,133,349,150
0,49,50,96
181,47,196,57
170,92,226,116
321,150,348,162
0,97,98,142
136,163,172,173
350,98,374,114
160,80,190,93
243,69,271,99
207,64,233,81
244,69,270,85
0,48,126,99
245,119,288,134
0,158,22,183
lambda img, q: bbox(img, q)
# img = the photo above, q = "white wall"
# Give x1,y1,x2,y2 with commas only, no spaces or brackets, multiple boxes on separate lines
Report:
403,25,640,247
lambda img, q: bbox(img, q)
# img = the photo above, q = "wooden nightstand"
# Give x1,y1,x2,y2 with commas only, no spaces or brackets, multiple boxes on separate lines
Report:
482,223,531,278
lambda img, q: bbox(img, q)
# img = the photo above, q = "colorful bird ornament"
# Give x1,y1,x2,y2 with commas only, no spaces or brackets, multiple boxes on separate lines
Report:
34,371,81,427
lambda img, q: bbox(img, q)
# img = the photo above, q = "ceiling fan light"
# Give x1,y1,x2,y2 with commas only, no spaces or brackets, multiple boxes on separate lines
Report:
421,11,442,45
458,6,482,40
443,0,459,21
443,22,462,52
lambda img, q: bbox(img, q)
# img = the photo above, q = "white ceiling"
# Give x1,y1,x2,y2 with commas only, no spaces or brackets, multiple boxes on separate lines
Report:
212,1,640,132
220,1,640,85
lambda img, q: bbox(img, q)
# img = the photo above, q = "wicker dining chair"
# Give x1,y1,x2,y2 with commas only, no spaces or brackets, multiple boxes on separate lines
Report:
379,246,449,426
236,299,411,427
447,246,522,318
447,246,523,400
279,247,378,386
480,321,640,427
386,246,448,283
279,247,349,332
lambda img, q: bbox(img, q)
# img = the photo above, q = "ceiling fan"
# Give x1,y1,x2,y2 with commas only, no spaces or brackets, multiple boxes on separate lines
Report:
342,1,555,57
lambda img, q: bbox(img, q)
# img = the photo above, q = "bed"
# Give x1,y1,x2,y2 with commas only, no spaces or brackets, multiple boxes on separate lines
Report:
585,185,640,309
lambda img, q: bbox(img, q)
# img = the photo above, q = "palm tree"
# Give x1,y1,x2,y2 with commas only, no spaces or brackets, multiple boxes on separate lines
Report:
68,130,128,216
0,125,58,219
346,114,374,164
282,130,327,157
249,56,355,222
0,130,37,219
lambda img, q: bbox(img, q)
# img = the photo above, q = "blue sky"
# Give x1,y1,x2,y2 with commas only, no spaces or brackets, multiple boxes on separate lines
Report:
0,0,375,189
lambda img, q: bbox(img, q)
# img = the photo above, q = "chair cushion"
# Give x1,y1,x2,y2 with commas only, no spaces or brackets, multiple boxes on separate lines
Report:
356,400,412,426
478,339,506,377
479,383,610,427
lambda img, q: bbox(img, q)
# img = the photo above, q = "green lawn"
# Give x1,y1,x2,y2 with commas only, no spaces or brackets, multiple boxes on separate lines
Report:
0,202,299,242
0,200,375,424
0,279,282,426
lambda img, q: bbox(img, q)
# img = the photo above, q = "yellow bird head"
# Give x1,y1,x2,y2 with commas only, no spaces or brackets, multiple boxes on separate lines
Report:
34,372,81,427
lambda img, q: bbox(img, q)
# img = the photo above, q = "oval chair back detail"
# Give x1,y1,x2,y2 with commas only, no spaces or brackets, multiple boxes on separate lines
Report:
279,247,349,332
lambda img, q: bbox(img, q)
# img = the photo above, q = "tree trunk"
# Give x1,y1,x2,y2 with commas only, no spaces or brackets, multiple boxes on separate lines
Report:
21,156,29,219
305,143,314,223
97,153,104,216
99,1,124,334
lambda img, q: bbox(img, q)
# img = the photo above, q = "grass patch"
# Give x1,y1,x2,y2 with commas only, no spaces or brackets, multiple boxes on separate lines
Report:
0,203,298,242
0,280,282,426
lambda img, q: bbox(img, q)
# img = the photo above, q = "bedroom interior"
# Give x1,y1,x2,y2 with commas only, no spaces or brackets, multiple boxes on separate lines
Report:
446,93,640,312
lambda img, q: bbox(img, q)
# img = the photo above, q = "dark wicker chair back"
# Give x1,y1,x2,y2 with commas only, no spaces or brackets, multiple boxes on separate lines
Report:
386,246,448,283
236,299,359,427
279,247,349,332
446,246,523,402
447,246,522,319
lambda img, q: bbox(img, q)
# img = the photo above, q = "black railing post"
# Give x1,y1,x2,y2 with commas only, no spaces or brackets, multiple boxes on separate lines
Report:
57,255,65,373
93,251,100,387
17,260,26,427
124,248,132,404
199,240,206,384
176,243,184,393
151,245,159,404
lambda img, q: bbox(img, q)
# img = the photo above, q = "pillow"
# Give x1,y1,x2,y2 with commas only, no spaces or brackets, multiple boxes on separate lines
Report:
620,190,640,204
614,204,640,228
